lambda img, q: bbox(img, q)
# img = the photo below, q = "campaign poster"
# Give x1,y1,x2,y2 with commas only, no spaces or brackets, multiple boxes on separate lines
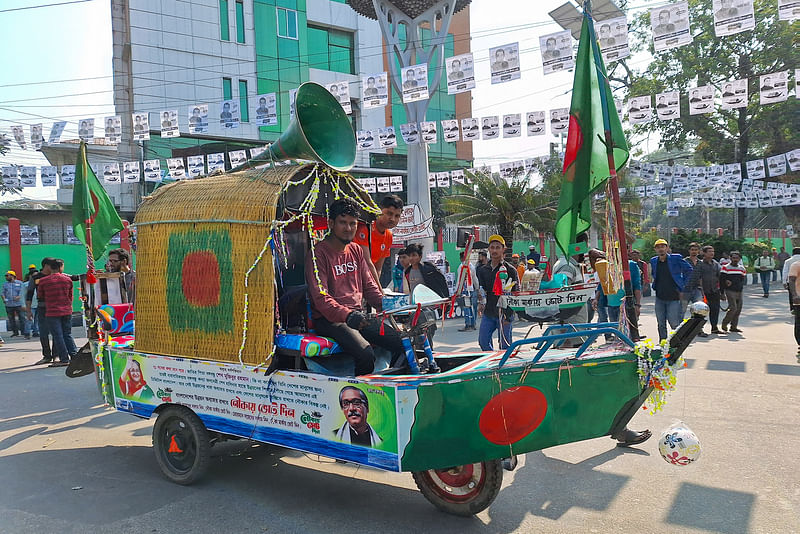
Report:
20,225,40,245
655,91,680,121
651,2,692,51
441,120,460,143
132,112,150,141
767,154,787,177
721,79,748,110
11,125,26,150
428,173,437,188
357,130,377,151
327,82,352,115
713,0,755,37
549,108,570,133
779,0,800,20
420,121,437,144
445,53,475,95
40,166,57,187
188,104,209,134
361,177,377,193
103,162,121,184
48,121,66,145
596,16,630,62
361,73,389,109
123,161,141,183
390,175,403,192
689,85,714,115
376,177,390,193
481,116,499,140
786,149,800,172
160,110,180,138
379,126,397,148
19,167,36,187
30,124,44,150
78,118,94,142
436,172,450,188
399,123,419,145
451,169,465,185
65,225,82,245
490,42,521,84
254,93,278,126
759,71,788,105
401,63,429,103
60,165,75,186
502,113,522,138
229,150,247,167
627,96,652,124
187,155,205,178
249,146,266,160
539,31,573,75
288,88,298,121
219,99,240,129
102,115,121,145
526,111,546,136
143,159,162,182
460,118,480,141
207,153,226,173
167,158,186,179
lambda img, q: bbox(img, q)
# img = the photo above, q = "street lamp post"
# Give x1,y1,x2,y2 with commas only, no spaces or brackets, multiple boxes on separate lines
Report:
349,0,471,249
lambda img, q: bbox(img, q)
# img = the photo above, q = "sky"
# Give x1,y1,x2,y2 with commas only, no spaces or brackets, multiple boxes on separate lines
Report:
0,0,663,202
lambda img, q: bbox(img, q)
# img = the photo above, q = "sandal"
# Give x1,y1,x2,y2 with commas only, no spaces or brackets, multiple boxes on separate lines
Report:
615,428,652,447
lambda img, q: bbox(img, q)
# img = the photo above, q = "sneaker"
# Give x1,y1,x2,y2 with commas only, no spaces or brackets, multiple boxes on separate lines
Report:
48,361,70,367
34,358,53,365
711,328,722,334
730,327,743,333
697,331,709,338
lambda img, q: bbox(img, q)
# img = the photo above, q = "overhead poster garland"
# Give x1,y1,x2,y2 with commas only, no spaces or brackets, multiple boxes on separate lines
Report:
651,2,692,51
490,42,521,84
445,53,475,94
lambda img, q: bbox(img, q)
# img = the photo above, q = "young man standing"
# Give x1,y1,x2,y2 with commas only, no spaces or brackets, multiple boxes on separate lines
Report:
786,249,800,360
681,242,702,317
753,248,775,298
27,258,54,364
457,251,481,332
720,251,747,333
650,238,694,342
355,194,403,286
306,199,403,376
776,247,791,281
684,245,723,336
392,248,409,293
107,248,136,304
3,270,30,339
36,259,78,366
476,235,519,351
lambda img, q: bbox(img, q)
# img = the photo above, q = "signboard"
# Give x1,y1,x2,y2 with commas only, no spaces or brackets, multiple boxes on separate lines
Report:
392,204,435,243
504,283,596,317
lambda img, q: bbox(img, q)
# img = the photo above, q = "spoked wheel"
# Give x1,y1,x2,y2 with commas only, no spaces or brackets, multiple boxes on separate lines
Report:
152,405,210,485
412,459,503,516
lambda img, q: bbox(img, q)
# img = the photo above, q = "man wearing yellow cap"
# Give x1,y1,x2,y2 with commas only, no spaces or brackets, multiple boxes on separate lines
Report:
476,235,519,350
650,238,694,342
3,270,30,339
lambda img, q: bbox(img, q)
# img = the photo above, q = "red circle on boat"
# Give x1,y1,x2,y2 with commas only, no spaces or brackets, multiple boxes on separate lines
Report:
478,386,548,445
182,251,220,306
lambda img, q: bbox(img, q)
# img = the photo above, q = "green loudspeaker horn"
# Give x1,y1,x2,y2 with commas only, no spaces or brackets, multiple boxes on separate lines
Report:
232,82,356,173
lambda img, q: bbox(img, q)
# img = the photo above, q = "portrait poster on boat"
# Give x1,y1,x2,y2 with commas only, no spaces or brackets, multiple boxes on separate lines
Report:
187,156,205,178
123,161,141,183
526,111,545,136
102,163,121,184
40,166,57,187
19,167,36,187
60,164,75,186
502,113,522,138
759,71,788,105
143,160,161,182
655,91,680,121
379,126,397,148
441,120,460,143
207,153,225,173
399,123,419,145
721,79,748,110
461,118,480,141
628,96,652,124
481,116,499,140
167,158,185,179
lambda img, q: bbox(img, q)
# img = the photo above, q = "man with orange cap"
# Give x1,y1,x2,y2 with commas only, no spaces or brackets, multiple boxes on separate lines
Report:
476,235,519,350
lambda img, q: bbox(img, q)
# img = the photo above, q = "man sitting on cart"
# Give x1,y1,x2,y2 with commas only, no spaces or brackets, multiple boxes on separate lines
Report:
305,198,404,376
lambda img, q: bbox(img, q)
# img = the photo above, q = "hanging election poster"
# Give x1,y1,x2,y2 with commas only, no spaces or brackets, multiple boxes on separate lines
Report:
207,153,225,174
689,85,715,115
461,118,480,141
160,110,180,138
167,158,186,179
357,130,377,150
47,121,66,145
219,99,240,129
30,124,44,150
390,175,403,192
539,31,573,75
327,82,352,114
103,116,121,144
401,64,429,103
78,118,94,142
187,156,205,178
60,165,75,186
441,120,460,143
721,79,748,110
490,42,521,83
550,108,570,133
628,96,652,124
399,123,420,145
420,121,438,144
713,0,755,37
655,91,680,121
255,93,278,126
445,54,475,95
786,149,800,172
11,126,26,150
188,104,209,134
40,166,57,187
379,126,397,148
19,167,36,187
102,162,121,184
760,71,788,105
651,2,692,51
779,0,800,21
123,161,141,183
596,16,630,62
767,154,787,177
361,72,389,109
526,111,546,136
502,113,522,138
132,112,150,141
481,116,499,139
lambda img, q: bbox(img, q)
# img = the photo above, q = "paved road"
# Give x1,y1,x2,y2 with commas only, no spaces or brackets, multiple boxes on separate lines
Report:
1,281,798,533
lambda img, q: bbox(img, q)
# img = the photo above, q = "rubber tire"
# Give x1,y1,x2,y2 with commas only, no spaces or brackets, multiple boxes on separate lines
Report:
412,459,503,516
152,405,210,485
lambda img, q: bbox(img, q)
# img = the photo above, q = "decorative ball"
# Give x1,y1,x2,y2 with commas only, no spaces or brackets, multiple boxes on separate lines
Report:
658,423,701,466
688,301,709,317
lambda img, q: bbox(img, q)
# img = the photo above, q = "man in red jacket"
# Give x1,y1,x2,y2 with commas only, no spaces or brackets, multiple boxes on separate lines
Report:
35,258,78,366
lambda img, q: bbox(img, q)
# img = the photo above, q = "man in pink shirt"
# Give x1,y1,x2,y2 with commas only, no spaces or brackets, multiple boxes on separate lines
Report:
306,199,403,375
35,258,78,366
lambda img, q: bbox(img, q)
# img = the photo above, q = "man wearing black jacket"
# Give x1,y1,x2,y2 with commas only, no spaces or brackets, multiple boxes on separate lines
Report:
476,235,519,351
26,258,54,365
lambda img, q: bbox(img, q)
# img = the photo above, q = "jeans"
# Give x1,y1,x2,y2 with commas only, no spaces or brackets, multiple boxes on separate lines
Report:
313,315,404,375
5,306,29,336
46,315,77,362
654,298,682,341
597,305,620,340
462,291,476,328
478,315,513,351
31,307,39,336
37,306,52,359
793,304,800,347
704,291,721,330
759,271,771,295
722,291,743,329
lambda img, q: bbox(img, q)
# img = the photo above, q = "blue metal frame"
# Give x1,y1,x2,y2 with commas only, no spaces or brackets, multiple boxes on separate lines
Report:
497,326,635,368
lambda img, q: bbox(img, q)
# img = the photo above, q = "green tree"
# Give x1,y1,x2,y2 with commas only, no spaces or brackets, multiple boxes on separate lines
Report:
627,0,799,234
444,169,557,254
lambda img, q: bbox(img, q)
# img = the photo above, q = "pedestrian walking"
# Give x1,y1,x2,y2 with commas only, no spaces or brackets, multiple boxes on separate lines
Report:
783,247,800,312
35,259,78,366
684,245,723,336
776,247,790,281
754,249,775,297
681,242,702,317
650,238,694,342
720,251,746,333
3,270,30,338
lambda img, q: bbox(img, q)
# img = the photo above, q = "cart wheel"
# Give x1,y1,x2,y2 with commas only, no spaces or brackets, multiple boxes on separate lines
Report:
152,405,210,485
412,459,503,516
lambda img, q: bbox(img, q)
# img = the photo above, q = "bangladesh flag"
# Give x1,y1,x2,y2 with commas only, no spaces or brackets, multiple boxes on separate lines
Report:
554,9,629,256
72,141,125,260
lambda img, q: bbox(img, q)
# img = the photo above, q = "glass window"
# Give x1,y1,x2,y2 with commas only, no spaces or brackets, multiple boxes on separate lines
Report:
223,78,232,100
277,7,298,40
235,0,245,44
219,0,230,41
239,80,249,123
306,25,355,75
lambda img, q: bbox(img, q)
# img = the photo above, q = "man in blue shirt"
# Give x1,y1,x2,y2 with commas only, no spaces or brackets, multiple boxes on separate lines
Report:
650,239,694,341
3,270,30,339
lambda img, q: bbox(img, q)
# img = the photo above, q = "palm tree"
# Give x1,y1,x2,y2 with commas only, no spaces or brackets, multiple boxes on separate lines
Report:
443,169,557,254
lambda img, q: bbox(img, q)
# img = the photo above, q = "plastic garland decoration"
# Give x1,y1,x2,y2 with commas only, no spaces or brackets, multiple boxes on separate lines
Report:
634,326,687,414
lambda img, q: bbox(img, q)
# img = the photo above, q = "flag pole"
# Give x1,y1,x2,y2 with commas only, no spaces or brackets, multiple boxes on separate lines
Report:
584,1,639,340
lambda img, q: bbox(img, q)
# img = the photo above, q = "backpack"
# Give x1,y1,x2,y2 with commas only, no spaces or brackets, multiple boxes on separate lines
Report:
421,262,450,299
